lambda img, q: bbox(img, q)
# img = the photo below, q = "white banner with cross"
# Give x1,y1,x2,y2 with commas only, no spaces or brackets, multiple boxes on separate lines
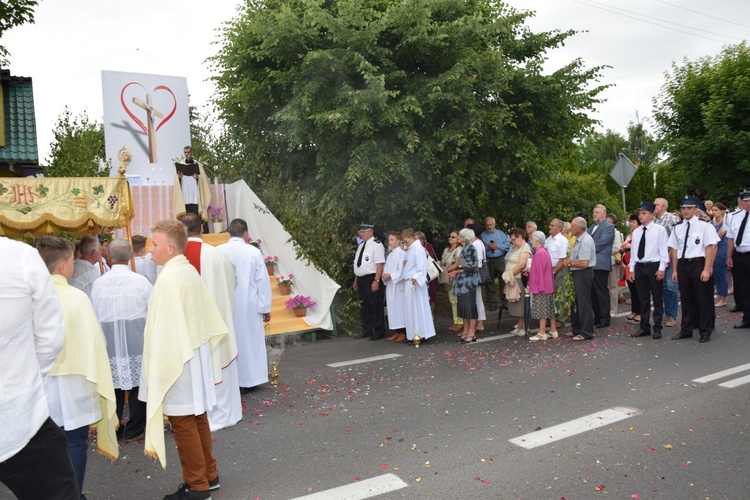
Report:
101,70,190,186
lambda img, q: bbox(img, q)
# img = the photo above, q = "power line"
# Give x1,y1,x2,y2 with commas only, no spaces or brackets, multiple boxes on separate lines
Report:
574,0,745,41
655,0,750,30
571,0,734,45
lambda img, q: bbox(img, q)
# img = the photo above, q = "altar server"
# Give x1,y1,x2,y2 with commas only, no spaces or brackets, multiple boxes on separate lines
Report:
219,218,272,392
36,236,119,498
401,228,436,342
140,219,227,499
179,213,241,432
383,231,407,342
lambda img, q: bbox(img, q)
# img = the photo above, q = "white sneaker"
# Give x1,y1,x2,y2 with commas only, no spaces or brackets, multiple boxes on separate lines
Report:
515,329,526,337
510,326,520,335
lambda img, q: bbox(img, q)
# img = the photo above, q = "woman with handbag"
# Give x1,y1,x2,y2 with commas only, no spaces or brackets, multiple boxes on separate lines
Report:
441,230,464,332
505,227,532,336
449,228,481,343
401,228,436,343
470,224,488,332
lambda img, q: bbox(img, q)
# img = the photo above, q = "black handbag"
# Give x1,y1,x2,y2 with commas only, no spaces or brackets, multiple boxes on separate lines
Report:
478,260,492,285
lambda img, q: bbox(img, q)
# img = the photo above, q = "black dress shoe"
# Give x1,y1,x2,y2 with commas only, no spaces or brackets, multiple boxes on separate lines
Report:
670,332,693,340
734,322,750,329
369,335,384,341
630,330,651,338
354,333,371,339
652,332,662,340
699,337,711,343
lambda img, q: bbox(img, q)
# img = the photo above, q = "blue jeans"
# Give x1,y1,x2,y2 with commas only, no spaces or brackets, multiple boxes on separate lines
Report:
663,264,679,319
65,425,89,500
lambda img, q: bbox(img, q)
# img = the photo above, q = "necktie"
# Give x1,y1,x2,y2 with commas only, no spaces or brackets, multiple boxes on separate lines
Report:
736,212,749,247
356,243,365,267
682,221,690,258
637,226,646,260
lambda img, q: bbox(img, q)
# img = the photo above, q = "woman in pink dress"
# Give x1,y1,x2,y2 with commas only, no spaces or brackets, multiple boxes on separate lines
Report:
528,231,558,341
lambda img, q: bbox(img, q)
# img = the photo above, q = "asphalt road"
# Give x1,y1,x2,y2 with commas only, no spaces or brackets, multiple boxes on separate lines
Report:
3,296,749,500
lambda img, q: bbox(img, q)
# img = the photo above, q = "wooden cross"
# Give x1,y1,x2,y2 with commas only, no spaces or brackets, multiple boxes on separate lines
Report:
132,93,164,163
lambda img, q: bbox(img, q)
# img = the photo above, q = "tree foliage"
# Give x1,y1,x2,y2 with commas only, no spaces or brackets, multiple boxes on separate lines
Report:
45,108,108,178
654,42,750,204
211,0,609,234
0,0,38,66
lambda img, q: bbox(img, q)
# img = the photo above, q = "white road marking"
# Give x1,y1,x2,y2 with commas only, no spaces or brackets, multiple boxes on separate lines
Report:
327,354,402,368
692,363,750,383
718,374,750,388
477,333,516,343
509,407,640,449
290,473,408,500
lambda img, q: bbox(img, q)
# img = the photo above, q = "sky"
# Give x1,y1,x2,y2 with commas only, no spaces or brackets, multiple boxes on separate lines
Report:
3,0,750,165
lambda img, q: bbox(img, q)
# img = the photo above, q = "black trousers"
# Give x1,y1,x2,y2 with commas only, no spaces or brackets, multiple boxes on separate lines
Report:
677,258,715,338
635,262,663,333
733,252,750,322
571,268,595,339
483,257,506,305
0,417,79,499
115,386,146,439
357,274,385,338
591,269,611,324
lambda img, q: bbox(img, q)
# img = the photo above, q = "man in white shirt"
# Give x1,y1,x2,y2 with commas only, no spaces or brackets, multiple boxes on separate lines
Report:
91,239,153,443
669,196,719,343
70,234,105,297
0,237,78,499
545,218,570,325
726,189,750,326
353,223,386,340
219,219,272,394
628,202,669,340
132,235,158,284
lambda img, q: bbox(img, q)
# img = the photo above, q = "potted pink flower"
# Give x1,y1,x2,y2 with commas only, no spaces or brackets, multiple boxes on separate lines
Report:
208,206,224,233
285,295,317,317
249,236,263,249
276,274,294,295
264,255,278,275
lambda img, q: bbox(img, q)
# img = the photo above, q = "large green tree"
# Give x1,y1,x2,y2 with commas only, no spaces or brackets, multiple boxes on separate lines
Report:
211,0,608,232
654,42,750,204
0,0,37,65
45,108,108,177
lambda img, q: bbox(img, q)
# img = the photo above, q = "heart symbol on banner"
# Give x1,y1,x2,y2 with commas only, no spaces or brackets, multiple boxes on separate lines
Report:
119,82,177,134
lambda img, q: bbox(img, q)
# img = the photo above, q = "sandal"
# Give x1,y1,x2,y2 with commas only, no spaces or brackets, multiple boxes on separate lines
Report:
626,313,637,321
529,333,548,341
548,331,559,339
571,335,589,341
565,331,576,338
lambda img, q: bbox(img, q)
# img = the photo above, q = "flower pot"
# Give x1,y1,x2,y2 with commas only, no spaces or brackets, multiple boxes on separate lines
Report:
212,222,224,234
278,284,292,295
294,308,307,317
266,263,275,276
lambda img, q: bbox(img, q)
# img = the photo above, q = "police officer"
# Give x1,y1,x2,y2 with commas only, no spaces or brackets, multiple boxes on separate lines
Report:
669,196,719,343
726,188,750,328
353,223,386,340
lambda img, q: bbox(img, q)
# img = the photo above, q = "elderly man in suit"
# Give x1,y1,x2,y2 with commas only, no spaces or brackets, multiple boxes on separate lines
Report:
587,204,616,328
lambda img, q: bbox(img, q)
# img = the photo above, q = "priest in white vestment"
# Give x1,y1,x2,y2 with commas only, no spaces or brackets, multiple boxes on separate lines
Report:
91,239,153,442
179,214,242,432
139,220,227,498
218,218,272,390
382,231,407,342
401,229,436,342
